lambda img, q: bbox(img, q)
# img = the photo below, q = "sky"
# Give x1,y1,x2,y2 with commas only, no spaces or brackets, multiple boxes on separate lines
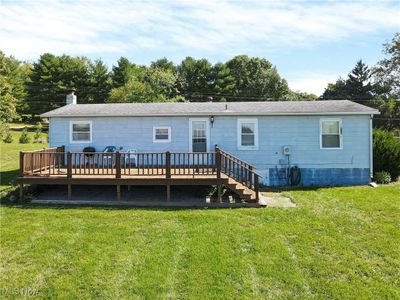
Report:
0,0,399,96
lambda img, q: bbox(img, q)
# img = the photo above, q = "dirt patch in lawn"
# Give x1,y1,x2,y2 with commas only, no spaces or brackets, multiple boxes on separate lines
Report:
260,191,296,208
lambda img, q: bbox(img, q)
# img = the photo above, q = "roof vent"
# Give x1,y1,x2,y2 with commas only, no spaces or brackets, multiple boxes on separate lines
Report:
66,88,77,105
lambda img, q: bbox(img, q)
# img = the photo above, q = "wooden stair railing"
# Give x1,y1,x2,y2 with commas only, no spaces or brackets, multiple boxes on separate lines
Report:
216,147,260,202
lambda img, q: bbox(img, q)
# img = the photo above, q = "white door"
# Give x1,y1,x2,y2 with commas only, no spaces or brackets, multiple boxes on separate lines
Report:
189,119,209,152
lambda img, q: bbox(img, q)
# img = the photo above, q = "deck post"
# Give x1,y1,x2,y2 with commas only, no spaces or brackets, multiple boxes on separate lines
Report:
116,185,121,201
67,184,72,200
19,152,24,176
59,145,65,166
166,151,171,178
19,183,23,202
217,184,222,203
216,148,221,179
116,152,121,178
254,174,259,202
166,184,171,202
67,152,72,178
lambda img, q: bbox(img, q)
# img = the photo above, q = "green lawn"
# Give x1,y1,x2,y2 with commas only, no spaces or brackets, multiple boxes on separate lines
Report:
1,184,399,299
0,130,48,191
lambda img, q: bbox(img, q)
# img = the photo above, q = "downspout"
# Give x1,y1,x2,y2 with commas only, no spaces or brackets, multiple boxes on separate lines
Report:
369,114,373,179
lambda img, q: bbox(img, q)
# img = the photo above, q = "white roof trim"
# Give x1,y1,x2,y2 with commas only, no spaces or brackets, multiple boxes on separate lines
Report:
43,111,380,118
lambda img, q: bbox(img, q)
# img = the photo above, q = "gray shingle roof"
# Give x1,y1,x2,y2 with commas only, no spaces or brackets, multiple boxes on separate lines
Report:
41,100,379,117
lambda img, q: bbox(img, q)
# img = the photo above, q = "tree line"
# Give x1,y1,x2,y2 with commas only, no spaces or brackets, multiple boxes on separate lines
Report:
0,33,398,132
1,53,316,119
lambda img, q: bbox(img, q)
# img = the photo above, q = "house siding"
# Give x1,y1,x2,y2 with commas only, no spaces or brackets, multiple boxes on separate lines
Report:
49,114,371,186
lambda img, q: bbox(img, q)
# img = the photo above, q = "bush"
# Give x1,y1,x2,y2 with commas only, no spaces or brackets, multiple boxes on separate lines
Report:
2,124,13,143
373,129,400,181
33,122,42,143
374,171,392,184
19,128,31,144
3,131,13,143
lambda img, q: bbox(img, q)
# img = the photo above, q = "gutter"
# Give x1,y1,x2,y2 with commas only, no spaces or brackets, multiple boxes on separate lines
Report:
41,111,380,118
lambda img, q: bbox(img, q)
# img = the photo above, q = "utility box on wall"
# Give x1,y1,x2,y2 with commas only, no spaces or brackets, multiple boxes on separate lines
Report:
282,146,291,156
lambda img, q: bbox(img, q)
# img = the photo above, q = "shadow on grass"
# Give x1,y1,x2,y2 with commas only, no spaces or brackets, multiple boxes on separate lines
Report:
0,169,19,189
0,185,249,212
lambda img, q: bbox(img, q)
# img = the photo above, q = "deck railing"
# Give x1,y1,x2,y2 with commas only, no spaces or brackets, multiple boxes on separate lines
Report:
219,148,260,201
19,147,259,199
20,146,65,176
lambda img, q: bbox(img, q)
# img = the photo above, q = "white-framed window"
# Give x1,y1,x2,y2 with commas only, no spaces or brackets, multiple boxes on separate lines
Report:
237,118,258,150
70,121,92,143
153,126,171,143
320,118,342,149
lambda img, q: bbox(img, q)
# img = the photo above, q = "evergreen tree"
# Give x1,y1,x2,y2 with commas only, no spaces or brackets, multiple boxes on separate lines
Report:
321,60,373,103
87,59,112,103
346,60,373,102
27,53,90,115
111,57,134,88
210,63,235,101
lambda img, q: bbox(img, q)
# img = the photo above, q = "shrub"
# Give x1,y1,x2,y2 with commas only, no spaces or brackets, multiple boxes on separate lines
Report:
374,171,392,184
2,124,13,143
3,131,13,143
19,128,31,144
373,129,400,181
33,122,42,143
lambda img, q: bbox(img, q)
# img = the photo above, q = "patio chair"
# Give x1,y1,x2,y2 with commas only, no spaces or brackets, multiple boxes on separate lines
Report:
124,149,138,167
102,146,117,167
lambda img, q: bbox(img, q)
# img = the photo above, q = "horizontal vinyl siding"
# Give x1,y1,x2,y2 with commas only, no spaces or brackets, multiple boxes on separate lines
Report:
49,114,371,184
50,117,190,153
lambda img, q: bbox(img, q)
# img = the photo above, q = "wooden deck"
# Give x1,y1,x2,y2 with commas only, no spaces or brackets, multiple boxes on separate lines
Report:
17,147,261,204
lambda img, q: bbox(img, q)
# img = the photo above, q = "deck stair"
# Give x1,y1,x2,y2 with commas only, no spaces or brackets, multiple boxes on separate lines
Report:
218,148,260,203
223,177,257,202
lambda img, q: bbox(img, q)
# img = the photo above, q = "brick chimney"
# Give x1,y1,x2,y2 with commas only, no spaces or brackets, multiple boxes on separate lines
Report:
66,88,77,105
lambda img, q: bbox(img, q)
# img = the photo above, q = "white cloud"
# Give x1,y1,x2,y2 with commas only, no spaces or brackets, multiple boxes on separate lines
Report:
0,0,399,61
288,72,345,96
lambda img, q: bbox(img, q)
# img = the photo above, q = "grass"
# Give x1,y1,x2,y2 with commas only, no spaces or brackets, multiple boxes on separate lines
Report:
1,183,399,299
0,129,48,191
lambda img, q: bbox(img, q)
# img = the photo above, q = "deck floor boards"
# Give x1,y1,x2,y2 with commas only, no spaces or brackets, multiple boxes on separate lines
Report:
21,167,221,180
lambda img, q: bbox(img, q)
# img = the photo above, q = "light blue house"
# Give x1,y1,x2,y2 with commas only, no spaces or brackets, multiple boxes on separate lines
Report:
42,99,379,186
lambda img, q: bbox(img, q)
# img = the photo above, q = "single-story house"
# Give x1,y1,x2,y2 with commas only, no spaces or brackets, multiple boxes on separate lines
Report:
41,96,379,187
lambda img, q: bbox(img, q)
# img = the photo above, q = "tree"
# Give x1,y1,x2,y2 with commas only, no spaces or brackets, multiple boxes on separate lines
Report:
177,57,213,101
226,55,289,101
150,58,176,73
372,33,400,98
143,68,179,100
0,51,31,122
26,53,91,115
321,60,373,102
346,60,373,102
107,68,179,103
284,91,318,101
86,59,112,103
372,33,400,132
111,57,139,88
210,63,235,101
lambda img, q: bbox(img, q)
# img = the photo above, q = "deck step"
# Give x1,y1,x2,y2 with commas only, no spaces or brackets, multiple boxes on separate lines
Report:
224,178,257,203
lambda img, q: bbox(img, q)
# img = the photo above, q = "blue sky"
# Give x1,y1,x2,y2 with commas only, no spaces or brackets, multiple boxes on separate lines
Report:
0,0,399,95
